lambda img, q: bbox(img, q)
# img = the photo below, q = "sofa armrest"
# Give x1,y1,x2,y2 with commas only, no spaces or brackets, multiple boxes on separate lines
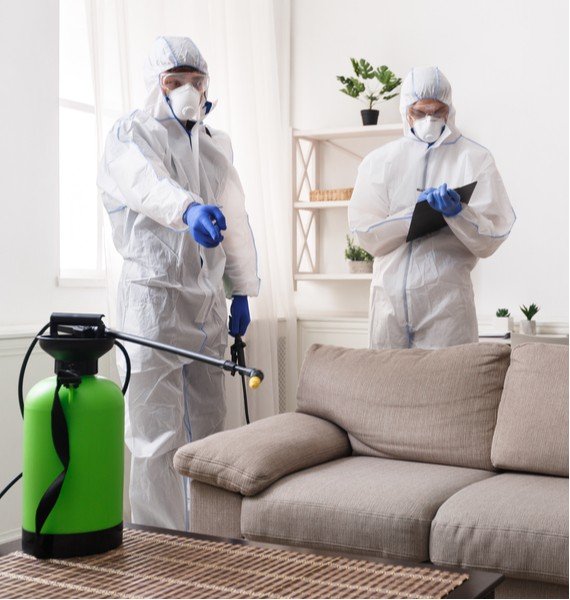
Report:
173,412,351,496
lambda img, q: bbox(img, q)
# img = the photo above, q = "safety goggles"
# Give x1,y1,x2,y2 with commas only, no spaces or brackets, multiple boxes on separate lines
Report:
408,105,449,120
160,71,209,94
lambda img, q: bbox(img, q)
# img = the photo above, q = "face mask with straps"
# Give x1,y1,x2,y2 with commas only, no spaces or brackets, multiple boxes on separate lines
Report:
408,102,449,144
161,70,211,122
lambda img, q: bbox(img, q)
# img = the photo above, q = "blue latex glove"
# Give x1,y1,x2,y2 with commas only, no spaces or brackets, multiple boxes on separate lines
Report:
425,183,462,217
417,187,436,202
229,295,250,337
183,203,227,248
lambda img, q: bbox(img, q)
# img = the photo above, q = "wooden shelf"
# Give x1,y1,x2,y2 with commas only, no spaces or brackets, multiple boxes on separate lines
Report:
295,273,372,281
294,201,350,209
292,124,399,288
293,123,401,141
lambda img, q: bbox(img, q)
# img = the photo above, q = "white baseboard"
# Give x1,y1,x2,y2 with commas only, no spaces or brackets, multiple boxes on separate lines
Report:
0,528,20,544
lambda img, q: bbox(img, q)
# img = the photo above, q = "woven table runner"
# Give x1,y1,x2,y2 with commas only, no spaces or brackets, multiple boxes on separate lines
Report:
0,529,468,599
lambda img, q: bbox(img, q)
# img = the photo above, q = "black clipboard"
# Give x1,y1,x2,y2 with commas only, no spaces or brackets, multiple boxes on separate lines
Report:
406,181,477,242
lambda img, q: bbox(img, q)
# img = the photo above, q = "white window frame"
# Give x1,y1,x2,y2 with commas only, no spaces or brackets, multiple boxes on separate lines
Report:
58,0,107,288
58,89,106,287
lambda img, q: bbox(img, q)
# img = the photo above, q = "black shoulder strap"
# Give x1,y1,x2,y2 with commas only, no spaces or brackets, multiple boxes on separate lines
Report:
35,371,80,535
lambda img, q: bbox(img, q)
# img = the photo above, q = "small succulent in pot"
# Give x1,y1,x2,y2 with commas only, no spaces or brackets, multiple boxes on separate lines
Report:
494,308,513,332
345,236,373,273
519,303,540,335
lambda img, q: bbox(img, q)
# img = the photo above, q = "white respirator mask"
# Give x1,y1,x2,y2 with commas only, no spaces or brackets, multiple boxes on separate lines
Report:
167,83,204,122
413,116,445,143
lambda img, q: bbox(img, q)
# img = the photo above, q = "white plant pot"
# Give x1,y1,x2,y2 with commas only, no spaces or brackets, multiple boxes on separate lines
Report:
347,260,373,274
520,320,536,335
493,316,513,332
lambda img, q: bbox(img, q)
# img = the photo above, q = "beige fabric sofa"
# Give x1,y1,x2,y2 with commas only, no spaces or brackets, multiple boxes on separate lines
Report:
174,342,569,599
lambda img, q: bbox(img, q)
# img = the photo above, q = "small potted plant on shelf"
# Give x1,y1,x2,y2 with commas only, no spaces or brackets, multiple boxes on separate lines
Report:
519,303,540,334
337,59,402,126
345,236,373,273
494,308,513,332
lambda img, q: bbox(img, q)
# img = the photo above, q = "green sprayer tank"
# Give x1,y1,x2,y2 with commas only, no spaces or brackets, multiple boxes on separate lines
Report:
22,316,124,558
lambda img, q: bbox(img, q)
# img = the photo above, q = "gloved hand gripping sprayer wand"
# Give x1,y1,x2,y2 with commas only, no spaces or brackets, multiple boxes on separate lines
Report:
1,312,263,559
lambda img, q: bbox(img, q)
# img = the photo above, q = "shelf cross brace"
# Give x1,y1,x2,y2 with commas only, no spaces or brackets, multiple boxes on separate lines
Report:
295,139,315,201
296,210,316,272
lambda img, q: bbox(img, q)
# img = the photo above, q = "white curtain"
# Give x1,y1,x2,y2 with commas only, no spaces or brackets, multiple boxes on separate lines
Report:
86,0,296,428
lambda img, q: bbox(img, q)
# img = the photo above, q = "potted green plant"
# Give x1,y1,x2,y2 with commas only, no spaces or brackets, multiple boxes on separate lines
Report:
494,308,513,332
337,59,402,126
345,235,373,273
520,303,540,334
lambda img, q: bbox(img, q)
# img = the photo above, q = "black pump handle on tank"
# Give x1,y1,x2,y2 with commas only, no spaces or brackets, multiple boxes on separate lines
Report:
48,313,264,389
49,313,106,337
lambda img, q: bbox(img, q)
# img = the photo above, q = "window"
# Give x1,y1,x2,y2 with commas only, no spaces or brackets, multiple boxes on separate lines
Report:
59,0,103,281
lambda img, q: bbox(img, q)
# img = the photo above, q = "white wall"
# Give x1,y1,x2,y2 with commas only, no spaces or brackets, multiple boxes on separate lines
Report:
291,0,569,329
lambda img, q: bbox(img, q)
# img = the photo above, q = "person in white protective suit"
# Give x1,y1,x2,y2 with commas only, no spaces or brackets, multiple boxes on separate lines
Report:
349,66,515,349
97,36,260,529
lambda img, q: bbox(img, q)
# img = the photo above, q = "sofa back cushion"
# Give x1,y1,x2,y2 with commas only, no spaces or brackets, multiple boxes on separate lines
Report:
296,343,511,470
491,343,569,476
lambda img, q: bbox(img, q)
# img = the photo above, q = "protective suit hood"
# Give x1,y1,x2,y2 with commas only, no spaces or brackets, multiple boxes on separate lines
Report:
143,36,209,120
399,66,460,146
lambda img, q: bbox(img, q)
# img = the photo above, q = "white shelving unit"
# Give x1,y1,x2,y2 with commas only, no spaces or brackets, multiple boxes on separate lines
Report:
294,124,402,141
292,124,401,289
295,273,373,281
293,201,349,209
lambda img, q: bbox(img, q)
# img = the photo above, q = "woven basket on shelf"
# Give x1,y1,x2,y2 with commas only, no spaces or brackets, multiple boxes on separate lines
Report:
309,187,354,202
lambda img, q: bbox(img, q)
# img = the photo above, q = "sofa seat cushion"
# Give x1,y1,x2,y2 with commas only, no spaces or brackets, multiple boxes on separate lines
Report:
241,456,494,561
430,473,569,585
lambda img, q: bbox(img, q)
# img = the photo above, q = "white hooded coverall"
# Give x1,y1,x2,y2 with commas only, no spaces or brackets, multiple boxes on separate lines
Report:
349,67,515,349
98,37,260,529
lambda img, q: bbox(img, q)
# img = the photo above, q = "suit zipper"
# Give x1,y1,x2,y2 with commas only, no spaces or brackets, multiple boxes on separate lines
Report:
403,147,432,347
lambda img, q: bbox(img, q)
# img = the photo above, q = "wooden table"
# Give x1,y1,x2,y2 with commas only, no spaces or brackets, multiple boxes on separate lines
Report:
0,524,504,599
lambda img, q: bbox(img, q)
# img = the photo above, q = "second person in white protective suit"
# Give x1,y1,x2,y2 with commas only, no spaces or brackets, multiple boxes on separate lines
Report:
98,36,260,530
349,66,515,349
